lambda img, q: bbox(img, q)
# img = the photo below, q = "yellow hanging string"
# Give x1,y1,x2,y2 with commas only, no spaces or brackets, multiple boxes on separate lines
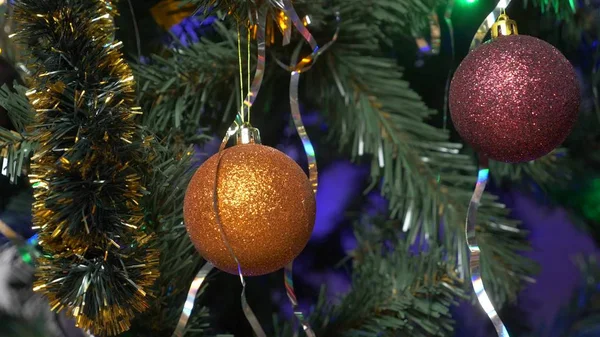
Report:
237,24,245,123
247,25,251,124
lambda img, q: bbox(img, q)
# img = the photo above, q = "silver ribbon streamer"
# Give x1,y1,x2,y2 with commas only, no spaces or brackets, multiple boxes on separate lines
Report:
284,262,314,337
465,2,514,336
466,158,509,337
173,125,268,337
241,5,268,123
175,4,338,335
285,63,317,337
282,30,318,337
173,6,272,335
470,0,512,51
173,6,270,334
274,4,339,336
214,124,267,337
289,68,317,193
272,0,319,52
171,262,215,337
465,0,511,337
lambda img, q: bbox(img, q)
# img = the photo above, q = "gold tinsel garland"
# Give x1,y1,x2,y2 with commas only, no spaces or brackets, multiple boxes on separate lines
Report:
13,0,159,335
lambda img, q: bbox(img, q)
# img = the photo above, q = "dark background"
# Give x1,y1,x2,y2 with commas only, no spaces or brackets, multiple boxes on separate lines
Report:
2,1,599,336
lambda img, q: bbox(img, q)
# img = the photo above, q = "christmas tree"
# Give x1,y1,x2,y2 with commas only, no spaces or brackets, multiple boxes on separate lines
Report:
0,0,598,337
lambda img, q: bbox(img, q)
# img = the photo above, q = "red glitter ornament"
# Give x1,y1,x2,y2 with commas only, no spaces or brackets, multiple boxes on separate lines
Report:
449,34,580,163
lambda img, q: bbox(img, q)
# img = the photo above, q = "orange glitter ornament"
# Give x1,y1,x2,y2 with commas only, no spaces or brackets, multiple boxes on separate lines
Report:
183,143,316,276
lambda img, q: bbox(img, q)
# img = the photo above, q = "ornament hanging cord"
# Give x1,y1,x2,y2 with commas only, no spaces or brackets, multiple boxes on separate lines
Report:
237,25,245,121
466,1,513,336
237,21,254,123
173,7,269,337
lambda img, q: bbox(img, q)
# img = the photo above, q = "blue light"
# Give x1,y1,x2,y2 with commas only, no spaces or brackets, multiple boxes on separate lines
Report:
302,140,315,157
477,168,489,183
27,233,39,245
419,45,432,53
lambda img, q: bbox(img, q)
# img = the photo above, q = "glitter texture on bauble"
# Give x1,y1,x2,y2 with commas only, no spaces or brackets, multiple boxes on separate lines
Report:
183,144,316,276
449,34,580,163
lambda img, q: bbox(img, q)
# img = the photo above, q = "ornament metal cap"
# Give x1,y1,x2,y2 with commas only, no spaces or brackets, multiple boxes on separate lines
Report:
491,14,518,39
235,123,262,145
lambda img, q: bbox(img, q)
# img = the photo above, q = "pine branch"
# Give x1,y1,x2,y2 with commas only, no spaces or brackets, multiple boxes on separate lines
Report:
128,143,210,336
0,127,34,183
0,314,47,337
182,0,266,22
0,84,36,183
144,148,195,255
293,238,465,337
490,149,570,189
301,0,536,307
133,0,544,332
0,84,34,133
525,0,576,19
133,21,238,144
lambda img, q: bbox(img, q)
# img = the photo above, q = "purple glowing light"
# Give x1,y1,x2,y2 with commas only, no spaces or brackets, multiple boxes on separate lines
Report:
311,161,369,241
